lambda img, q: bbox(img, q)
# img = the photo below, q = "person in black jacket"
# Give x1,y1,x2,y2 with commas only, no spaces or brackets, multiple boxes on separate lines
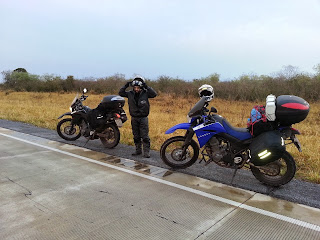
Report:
119,76,157,158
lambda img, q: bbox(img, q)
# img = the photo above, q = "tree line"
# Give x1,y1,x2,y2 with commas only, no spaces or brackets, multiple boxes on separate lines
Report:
1,65,320,102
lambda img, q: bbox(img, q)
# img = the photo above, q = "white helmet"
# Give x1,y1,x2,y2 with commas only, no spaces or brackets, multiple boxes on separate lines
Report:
198,84,214,101
131,75,145,87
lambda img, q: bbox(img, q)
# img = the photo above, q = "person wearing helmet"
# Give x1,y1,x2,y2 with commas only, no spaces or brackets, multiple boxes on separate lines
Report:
119,76,157,158
198,84,214,102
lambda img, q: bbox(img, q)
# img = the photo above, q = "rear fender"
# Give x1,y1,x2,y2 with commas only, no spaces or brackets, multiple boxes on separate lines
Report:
165,123,191,134
290,127,302,152
280,126,301,139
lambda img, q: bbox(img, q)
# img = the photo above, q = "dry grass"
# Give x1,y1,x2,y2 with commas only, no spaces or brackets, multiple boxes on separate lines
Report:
0,91,319,184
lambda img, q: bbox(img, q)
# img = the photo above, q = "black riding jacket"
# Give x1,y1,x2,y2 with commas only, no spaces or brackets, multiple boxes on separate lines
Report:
119,85,157,117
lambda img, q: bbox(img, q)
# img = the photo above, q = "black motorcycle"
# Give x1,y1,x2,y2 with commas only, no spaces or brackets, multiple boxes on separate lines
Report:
57,89,127,148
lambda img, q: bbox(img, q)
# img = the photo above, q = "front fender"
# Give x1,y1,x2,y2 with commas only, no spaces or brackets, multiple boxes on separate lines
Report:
165,123,191,134
58,112,72,119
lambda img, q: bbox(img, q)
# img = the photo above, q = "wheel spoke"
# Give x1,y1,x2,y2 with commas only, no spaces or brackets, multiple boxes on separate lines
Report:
99,124,120,148
160,136,199,169
251,151,296,187
57,118,81,141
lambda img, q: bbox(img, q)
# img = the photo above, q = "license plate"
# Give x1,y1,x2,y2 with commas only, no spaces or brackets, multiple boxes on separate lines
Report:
293,136,302,152
115,119,123,127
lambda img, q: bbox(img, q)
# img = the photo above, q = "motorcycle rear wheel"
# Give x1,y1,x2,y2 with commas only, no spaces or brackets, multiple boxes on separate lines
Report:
57,118,81,141
160,136,199,169
99,124,120,148
250,151,296,187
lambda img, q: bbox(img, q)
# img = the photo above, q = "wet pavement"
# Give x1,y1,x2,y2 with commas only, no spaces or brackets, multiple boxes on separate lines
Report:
0,127,320,239
0,119,320,210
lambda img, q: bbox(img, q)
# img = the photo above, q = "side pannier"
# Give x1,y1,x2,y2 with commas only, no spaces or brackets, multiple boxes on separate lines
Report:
249,131,286,166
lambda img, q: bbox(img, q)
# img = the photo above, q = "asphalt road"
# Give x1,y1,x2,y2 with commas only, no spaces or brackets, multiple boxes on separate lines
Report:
0,119,319,209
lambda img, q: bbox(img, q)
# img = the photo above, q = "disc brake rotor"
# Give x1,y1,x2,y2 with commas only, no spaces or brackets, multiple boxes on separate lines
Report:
171,148,188,161
64,126,76,135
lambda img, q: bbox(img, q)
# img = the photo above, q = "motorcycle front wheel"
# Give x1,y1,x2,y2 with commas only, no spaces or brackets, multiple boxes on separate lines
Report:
99,124,120,148
250,151,296,187
57,118,81,141
160,136,199,169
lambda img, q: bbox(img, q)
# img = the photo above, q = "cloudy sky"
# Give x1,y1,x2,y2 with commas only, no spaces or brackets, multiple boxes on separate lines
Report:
1,0,320,81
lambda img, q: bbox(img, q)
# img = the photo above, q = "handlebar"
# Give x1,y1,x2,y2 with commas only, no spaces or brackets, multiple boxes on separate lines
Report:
80,95,88,101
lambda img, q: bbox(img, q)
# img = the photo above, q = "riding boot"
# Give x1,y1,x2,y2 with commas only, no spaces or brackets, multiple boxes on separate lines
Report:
132,143,142,156
143,150,150,158
143,140,150,158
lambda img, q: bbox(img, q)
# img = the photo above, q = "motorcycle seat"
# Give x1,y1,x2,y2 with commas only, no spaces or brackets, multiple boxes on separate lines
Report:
222,119,252,140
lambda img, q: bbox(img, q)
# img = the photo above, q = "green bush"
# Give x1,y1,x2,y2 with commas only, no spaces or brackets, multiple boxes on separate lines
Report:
2,71,40,91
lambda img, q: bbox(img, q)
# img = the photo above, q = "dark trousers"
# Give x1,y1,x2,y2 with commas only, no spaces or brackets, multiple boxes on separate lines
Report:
131,117,150,151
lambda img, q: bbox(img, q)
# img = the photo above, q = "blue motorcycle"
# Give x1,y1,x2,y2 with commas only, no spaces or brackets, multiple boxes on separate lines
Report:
160,95,309,186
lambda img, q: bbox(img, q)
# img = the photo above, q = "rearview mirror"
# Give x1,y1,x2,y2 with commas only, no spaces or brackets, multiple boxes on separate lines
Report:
210,107,217,113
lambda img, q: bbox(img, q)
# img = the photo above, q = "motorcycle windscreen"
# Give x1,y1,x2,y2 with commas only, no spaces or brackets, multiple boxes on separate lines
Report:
70,94,79,106
188,97,207,118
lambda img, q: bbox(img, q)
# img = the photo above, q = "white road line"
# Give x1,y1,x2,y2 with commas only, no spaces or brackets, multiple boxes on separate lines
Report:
1,131,319,232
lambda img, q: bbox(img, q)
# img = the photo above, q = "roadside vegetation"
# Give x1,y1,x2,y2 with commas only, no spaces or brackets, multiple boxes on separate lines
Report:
0,91,319,184
1,64,320,101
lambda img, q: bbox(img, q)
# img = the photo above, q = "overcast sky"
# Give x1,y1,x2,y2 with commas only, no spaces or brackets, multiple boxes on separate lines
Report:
1,0,320,81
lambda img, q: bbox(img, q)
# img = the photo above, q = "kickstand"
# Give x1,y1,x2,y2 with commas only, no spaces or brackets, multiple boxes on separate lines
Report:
83,130,95,147
230,167,238,186
83,137,90,147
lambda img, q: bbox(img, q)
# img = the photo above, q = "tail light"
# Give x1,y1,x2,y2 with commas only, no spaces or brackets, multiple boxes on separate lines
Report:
290,127,301,135
114,113,121,119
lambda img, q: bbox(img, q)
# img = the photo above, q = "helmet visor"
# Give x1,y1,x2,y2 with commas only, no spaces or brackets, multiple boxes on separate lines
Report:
200,89,212,97
132,80,143,87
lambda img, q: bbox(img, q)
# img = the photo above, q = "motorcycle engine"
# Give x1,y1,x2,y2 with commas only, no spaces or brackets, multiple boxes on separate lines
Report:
204,137,248,168
80,121,90,137
205,137,227,163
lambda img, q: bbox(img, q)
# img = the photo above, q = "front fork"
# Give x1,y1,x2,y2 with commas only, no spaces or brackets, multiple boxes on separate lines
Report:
181,128,195,157
70,114,84,126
